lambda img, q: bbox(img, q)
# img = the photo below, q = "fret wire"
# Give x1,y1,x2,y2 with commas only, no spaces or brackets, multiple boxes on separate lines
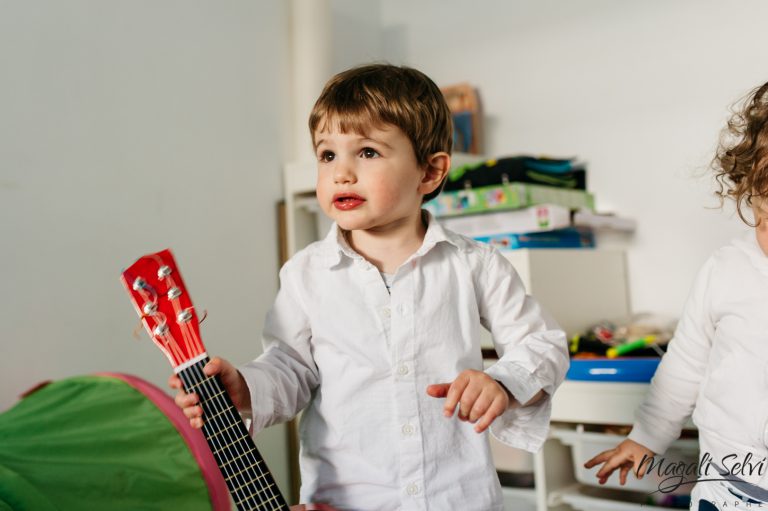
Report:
184,362,276,501
183,359,288,511
180,362,261,511
184,362,265,511
191,365,286,511
219,447,261,470
184,362,268,511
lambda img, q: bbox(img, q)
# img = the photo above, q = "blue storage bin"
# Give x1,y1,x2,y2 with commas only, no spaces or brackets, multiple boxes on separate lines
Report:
566,357,660,382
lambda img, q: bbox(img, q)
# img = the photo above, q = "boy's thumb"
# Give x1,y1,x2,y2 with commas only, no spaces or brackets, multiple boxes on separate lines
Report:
426,383,450,398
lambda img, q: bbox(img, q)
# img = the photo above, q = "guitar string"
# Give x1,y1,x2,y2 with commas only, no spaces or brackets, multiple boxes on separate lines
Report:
184,361,286,511
149,255,286,510
179,366,258,508
187,357,288,511
163,272,285,510
135,286,185,363
144,256,257,508
151,254,205,355
164,273,203,356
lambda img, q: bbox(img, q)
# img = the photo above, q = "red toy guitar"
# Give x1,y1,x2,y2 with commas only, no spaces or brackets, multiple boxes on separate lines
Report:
121,249,335,511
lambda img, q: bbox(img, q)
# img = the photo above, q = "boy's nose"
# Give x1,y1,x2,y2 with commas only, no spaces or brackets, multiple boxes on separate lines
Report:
333,162,356,184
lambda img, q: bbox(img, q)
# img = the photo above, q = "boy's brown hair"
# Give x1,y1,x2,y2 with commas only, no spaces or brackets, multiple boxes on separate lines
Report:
714,81,768,225
309,64,453,203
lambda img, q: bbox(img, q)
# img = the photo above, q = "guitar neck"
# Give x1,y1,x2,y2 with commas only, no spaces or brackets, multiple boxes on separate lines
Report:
178,356,289,511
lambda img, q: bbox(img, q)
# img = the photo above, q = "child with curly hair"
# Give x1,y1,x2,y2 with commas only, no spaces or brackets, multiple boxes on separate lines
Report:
585,81,768,510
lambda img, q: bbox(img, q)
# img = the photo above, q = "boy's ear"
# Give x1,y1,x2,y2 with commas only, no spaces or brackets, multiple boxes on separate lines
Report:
419,152,451,195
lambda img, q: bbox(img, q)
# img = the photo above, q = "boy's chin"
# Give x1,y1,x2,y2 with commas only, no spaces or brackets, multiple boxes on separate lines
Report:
334,218,366,231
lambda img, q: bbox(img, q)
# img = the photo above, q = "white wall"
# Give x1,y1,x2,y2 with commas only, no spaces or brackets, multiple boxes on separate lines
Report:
0,0,292,494
337,0,767,317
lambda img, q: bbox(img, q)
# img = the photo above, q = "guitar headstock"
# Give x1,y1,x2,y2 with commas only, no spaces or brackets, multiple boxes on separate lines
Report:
120,249,206,371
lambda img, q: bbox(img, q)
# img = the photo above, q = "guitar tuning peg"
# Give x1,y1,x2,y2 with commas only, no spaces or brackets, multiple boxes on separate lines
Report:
158,265,172,279
167,287,182,300
153,323,169,337
132,277,147,291
177,309,193,323
143,302,158,315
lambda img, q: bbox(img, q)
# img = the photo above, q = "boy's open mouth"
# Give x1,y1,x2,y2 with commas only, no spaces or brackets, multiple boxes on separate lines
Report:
333,193,365,211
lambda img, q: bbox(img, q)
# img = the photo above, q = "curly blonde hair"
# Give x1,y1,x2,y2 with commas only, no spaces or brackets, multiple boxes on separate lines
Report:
714,81,768,225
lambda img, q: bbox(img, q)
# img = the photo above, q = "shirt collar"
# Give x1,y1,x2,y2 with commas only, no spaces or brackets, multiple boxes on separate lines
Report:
319,209,464,269
732,229,768,276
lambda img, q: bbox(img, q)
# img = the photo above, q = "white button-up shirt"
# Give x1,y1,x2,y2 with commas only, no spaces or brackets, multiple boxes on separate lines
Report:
629,231,768,489
240,212,569,511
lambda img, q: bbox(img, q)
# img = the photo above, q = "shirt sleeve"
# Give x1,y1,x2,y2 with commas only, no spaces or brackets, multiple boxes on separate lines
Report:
238,259,319,433
478,247,570,452
628,256,716,454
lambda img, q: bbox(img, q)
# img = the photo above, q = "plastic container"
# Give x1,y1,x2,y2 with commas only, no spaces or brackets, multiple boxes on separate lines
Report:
558,484,685,511
566,358,661,382
551,426,698,495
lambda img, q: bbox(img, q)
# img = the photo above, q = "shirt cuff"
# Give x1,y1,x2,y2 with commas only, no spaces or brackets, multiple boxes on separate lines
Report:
237,361,277,434
485,361,550,452
627,422,672,455
485,360,542,405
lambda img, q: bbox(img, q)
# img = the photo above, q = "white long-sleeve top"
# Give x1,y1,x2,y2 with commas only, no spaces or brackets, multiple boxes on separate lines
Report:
240,212,569,511
629,231,768,488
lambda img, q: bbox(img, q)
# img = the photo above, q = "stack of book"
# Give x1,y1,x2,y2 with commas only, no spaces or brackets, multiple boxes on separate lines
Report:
425,156,634,250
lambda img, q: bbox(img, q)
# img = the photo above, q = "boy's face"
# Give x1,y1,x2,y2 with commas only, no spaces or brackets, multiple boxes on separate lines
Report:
313,121,429,233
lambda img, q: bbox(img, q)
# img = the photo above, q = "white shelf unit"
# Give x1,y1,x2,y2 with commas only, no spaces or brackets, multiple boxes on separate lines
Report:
282,159,691,511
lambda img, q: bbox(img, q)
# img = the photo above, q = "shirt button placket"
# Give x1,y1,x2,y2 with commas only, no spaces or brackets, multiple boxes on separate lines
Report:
393,273,426,510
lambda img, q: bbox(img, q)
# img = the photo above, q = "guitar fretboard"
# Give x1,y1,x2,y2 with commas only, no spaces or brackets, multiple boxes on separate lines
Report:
178,357,289,511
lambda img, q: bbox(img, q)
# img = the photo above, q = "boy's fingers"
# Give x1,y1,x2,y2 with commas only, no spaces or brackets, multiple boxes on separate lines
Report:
168,375,181,389
204,358,221,377
183,404,203,420
473,396,505,433
443,377,469,417
635,457,650,479
596,454,627,480
458,385,482,419
175,391,197,408
619,464,630,485
426,383,450,398
469,391,492,422
584,449,612,468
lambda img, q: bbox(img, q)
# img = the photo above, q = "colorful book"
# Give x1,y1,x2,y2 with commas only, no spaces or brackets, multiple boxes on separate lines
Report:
426,182,595,218
474,227,595,250
439,204,572,237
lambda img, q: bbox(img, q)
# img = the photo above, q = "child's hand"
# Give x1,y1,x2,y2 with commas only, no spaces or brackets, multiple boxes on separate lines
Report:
426,369,510,433
583,438,655,485
168,357,251,429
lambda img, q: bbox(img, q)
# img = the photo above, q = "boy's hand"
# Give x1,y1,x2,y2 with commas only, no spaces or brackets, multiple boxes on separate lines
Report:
583,438,655,485
426,369,510,434
168,356,251,430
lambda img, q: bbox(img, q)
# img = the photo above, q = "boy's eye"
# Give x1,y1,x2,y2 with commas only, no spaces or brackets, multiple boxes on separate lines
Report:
360,147,380,159
319,150,335,163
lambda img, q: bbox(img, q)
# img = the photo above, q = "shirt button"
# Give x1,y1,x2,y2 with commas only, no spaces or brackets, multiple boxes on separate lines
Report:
406,483,419,496
402,424,415,435
382,307,391,318
397,364,409,376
